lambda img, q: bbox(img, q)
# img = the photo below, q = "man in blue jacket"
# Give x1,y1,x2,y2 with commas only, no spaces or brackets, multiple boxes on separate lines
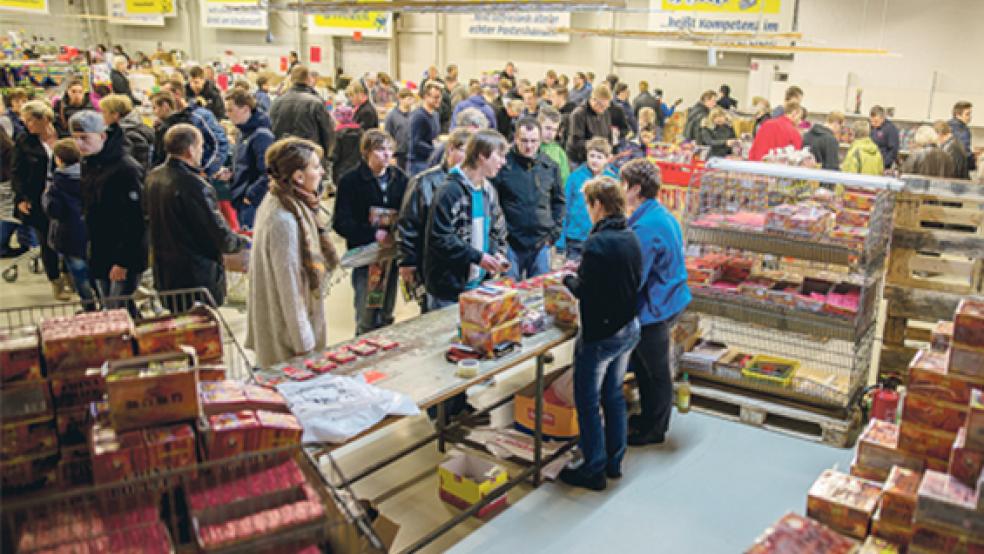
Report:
225,89,274,229
160,80,229,178
949,101,976,172
451,82,496,130
620,158,691,446
151,91,221,178
870,105,900,169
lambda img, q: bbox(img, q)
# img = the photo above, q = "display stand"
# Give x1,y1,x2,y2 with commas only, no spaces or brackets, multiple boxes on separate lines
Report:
678,160,902,444
878,176,984,382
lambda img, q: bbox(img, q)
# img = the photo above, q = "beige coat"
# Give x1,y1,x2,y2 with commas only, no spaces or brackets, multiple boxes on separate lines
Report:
245,194,328,367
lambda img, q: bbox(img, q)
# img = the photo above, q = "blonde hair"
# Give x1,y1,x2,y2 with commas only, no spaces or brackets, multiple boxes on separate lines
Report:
912,125,939,147
639,107,656,130
99,94,134,116
20,100,54,122
852,120,871,139
591,84,612,101
703,107,729,129
585,137,612,157
825,111,845,125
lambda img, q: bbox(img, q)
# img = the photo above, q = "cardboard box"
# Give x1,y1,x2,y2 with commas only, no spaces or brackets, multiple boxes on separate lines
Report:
948,427,984,488
910,520,984,554
1,380,54,423
544,284,579,328
134,306,223,362
1,415,57,460
968,389,984,451
49,369,105,410
879,466,920,524
105,349,200,432
953,297,984,348
144,423,197,470
204,410,260,460
871,506,912,548
438,451,509,519
39,309,135,373
255,410,303,450
458,286,522,329
0,325,42,384
915,470,984,536
850,454,890,483
908,349,984,405
932,321,954,352
949,343,984,379
744,512,859,554
461,318,522,357
898,420,957,462
513,369,578,439
0,448,59,493
806,469,881,539
90,424,144,484
901,393,968,433
857,419,925,473
858,536,899,554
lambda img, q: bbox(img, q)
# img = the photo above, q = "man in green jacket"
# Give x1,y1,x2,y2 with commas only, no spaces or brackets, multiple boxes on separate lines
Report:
538,106,571,185
841,120,884,176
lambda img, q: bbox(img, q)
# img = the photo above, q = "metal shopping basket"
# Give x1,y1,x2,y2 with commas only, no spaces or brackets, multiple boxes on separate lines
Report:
0,287,255,381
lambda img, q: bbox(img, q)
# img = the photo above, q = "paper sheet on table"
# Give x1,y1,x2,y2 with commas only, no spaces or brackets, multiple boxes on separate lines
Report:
278,373,420,443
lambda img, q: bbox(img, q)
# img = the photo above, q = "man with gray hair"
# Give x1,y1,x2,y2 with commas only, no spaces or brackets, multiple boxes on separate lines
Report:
426,106,490,168
109,56,134,104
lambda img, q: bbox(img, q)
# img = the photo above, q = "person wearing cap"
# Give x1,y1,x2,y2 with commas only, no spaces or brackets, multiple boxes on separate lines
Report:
385,89,416,171
69,110,147,314
331,105,364,184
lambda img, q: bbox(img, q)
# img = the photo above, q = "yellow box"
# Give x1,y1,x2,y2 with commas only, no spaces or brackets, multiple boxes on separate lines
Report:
105,348,200,432
513,370,579,438
438,451,508,506
459,286,522,329
742,354,799,387
461,318,522,357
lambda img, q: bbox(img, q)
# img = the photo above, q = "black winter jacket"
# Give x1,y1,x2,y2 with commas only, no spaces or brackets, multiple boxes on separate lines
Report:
397,164,449,272
902,145,954,178
115,110,155,171
354,101,379,131
683,102,710,142
332,162,409,250
632,92,660,119
562,216,642,343
942,137,970,179
566,104,612,164
10,132,50,227
801,124,840,171
55,93,95,138
42,164,86,258
698,124,737,158
145,158,247,305
81,128,148,278
186,81,226,121
492,148,565,252
110,69,134,103
423,170,508,302
270,85,335,162
332,127,364,186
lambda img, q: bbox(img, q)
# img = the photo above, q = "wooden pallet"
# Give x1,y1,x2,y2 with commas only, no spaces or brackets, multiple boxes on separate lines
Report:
687,381,862,448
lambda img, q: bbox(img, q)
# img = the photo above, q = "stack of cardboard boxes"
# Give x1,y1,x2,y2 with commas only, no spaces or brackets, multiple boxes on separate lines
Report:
459,285,523,357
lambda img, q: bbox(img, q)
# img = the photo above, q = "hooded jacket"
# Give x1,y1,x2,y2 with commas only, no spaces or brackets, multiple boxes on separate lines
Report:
153,107,221,177
628,198,691,325
10,131,50,227
562,216,643,343
871,119,900,169
560,163,617,247
632,91,660,119
231,109,274,205
41,163,86,258
332,161,409,251
110,68,134,103
186,80,226,121
270,84,336,162
116,109,154,171
397,163,449,274
566,103,612,164
452,94,497,130
902,144,954,178
801,124,840,170
353,100,379,131
840,137,884,176
748,115,803,161
492,148,565,252
423,169,508,302
81,127,148,278
145,157,248,305
698,121,736,158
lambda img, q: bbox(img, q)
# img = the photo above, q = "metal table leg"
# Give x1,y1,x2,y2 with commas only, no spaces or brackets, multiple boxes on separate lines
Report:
533,352,545,487
437,401,447,453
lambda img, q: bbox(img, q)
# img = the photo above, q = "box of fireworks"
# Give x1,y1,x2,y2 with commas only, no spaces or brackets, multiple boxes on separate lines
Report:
737,278,775,301
459,285,522,329
1,380,53,424
880,466,921,524
202,410,261,460
933,321,955,352
720,255,754,283
796,278,833,312
949,344,984,379
194,497,326,551
850,453,890,482
369,206,398,228
949,427,984,488
898,420,957,462
843,188,877,211
187,458,308,514
789,206,834,237
104,347,199,432
871,506,912,548
824,284,862,318
14,503,166,553
0,325,42,384
438,451,509,520
744,512,860,554
767,281,802,308
908,349,984,405
916,470,984,536
57,443,92,488
909,520,984,554
806,469,882,539
901,393,968,433
544,284,579,328
859,536,899,554
197,365,227,381
56,404,92,446
953,298,984,349
742,355,799,387
686,261,719,286
39,309,135,373
461,318,522,357
1,415,57,460
513,369,578,439
244,384,289,413
857,419,926,473
144,423,197,470
764,204,798,232
90,423,145,484
0,448,59,493
49,369,105,411
968,389,984,450
837,208,871,228
256,410,303,450
134,306,224,362
200,380,248,415
680,340,729,373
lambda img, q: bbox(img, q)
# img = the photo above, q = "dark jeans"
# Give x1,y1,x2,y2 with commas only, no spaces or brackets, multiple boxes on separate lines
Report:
27,220,60,281
235,200,258,230
629,316,678,436
505,245,551,282
352,260,399,336
95,273,141,318
573,319,641,476
64,256,97,311
0,221,36,257
563,239,584,263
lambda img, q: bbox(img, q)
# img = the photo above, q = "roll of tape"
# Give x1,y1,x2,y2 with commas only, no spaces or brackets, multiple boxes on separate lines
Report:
456,359,480,378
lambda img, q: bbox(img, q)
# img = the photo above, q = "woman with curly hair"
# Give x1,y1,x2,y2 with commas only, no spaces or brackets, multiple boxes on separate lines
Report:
246,137,339,367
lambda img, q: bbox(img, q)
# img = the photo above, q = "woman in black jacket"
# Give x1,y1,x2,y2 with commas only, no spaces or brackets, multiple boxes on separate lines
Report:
12,100,67,299
698,107,737,158
559,176,642,491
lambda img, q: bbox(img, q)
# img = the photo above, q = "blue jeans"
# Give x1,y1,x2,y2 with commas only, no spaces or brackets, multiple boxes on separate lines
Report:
236,201,258,230
0,221,36,257
505,245,551,282
352,261,399,335
64,256,97,311
563,239,585,263
573,319,641,476
95,273,141,318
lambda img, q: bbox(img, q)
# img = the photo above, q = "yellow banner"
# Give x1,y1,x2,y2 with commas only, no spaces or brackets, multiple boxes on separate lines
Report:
312,13,387,31
124,0,175,16
662,0,781,14
0,0,47,13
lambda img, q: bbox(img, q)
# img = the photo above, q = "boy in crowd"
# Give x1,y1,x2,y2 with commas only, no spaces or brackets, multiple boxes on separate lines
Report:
254,75,272,112
385,88,416,171
538,106,571,186
560,137,616,261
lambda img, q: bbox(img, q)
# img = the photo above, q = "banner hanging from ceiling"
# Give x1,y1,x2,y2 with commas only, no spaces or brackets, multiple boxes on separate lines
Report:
649,0,793,49
462,12,570,43
123,0,175,17
0,0,47,14
308,12,393,38
107,0,165,26
201,0,268,31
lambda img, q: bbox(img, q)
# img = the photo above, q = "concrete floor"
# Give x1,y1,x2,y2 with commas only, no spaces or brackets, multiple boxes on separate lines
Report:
0,250,855,554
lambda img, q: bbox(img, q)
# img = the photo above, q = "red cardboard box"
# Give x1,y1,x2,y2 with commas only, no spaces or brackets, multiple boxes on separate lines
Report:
898,420,957,462
953,297,984,348
901,393,968,433
0,448,58,493
850,453,890,483
144,423,197,470
134,307,223,362
745,512,859,554
1,415,57,460
459,286,522,329
949,343,984,379
0,325,42,384
910,520,984,554
205,411,260,460
49,370,105,410
39,309,135,373
871,506,913,548
908,349,984,405
916,470,984,536
806,469,881,539
880,466,920,524
857,419,925,473
255,410,303,450
933,321,954,352
968,389,984,451
948,427,984,488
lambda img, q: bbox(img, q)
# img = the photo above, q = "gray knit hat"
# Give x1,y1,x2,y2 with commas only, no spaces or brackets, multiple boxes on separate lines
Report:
68,110,107,134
